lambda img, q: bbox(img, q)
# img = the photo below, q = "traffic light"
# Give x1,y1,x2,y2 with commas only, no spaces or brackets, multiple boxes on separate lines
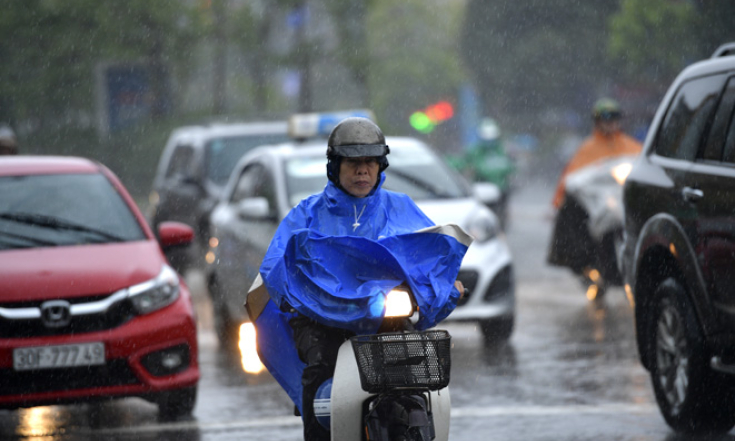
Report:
410,101,454,134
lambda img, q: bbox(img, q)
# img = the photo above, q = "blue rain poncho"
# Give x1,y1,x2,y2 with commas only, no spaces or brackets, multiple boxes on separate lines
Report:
251,174,471,414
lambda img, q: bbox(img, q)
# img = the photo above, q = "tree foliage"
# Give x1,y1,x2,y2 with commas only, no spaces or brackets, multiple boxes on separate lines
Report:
608,0,697,84
0,0,202,126
323,0,373,106
460,0,619,132
609,0,735,84
367,0,466,135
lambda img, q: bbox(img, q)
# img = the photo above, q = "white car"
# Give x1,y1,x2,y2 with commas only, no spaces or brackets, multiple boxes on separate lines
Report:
206,133,515,347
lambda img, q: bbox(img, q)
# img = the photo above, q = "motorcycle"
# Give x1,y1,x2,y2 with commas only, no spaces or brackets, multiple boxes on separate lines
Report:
320,285,452,440
247,224,471,440
547,155,637,299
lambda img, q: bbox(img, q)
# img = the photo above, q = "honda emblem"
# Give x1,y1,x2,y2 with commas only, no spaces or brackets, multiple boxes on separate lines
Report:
40,300,72,328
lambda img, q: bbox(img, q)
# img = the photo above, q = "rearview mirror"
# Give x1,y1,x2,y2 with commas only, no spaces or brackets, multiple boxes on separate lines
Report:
157,221,195,249
237,197,276,221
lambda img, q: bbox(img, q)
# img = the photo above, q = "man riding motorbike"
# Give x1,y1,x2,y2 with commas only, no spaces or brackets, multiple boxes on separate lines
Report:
447,117,515,227
547,98,642,297
245,117,467,440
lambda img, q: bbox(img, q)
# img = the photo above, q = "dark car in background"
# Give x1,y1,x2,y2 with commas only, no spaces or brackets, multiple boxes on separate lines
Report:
148,121,289,272
0,156,199,419
620,44,735,435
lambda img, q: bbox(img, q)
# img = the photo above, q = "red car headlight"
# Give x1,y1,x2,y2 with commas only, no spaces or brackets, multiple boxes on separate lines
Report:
128,265,180,315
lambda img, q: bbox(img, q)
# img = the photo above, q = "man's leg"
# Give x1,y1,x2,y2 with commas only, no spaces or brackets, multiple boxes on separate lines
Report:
290,315,348,441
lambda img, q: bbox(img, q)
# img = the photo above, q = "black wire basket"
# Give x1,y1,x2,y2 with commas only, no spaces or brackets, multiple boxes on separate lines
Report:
350,330,451,393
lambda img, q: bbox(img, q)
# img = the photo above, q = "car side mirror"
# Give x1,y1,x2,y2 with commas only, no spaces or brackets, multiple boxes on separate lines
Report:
178,174,205,193
473,182,501,206
237,197,276,221
157,221,195,249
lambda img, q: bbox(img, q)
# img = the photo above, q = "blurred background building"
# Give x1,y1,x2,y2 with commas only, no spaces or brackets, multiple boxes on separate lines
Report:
1,0,733,197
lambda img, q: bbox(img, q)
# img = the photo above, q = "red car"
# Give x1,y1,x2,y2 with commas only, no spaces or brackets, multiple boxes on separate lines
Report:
0,156,199,418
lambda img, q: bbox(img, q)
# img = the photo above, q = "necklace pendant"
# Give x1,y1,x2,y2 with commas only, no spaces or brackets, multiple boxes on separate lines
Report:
352,204,366,231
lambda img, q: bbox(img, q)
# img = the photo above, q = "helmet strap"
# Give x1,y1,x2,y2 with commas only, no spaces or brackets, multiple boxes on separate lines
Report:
326,155,342,187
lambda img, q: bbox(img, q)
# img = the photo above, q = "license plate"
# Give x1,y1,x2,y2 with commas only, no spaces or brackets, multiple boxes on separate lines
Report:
13,342,105,371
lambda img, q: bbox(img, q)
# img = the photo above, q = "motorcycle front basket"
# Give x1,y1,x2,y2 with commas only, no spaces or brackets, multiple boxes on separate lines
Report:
350,330,451,393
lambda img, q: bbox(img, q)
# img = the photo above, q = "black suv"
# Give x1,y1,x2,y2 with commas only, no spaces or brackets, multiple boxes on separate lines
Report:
148,121,289,272
620,44,735,435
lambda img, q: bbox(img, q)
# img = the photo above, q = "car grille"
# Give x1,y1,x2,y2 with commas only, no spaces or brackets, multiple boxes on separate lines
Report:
0,359,140,396
0,292,136,338
457,270,479,306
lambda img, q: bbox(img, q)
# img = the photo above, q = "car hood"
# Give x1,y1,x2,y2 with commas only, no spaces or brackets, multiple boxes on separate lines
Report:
415,197,479,228
0,241,167,302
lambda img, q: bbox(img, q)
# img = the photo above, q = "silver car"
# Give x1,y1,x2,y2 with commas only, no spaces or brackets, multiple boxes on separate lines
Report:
206,136,515,348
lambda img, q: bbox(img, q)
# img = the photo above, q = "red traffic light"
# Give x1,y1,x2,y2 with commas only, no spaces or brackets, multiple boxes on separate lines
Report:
410,101,454,133
426,101,454,122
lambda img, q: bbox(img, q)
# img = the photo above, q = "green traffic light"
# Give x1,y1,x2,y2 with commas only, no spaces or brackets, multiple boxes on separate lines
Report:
410,111,435,134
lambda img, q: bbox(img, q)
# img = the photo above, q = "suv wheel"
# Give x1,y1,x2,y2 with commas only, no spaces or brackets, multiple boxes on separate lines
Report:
650,278,735,435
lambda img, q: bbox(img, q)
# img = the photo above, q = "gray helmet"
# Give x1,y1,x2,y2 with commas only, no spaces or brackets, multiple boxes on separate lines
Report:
327,117,389,158
326,117,389,185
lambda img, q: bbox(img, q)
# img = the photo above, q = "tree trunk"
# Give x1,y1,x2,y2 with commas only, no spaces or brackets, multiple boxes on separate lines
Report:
212,0,228,115
296,1,312,112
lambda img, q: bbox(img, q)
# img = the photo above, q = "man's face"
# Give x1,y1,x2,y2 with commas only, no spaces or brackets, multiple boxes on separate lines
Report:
596,118,621,136
339,156,380,198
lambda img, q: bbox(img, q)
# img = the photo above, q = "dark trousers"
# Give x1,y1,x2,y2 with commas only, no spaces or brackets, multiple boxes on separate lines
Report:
547,195,621,285
547,195,594,274
289,315,353,441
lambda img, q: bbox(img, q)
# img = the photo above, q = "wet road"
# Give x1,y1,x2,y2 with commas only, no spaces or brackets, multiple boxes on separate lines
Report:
0,178,723,440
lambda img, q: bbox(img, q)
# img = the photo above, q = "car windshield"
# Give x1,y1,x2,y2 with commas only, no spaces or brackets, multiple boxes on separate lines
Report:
206,134,288,185
0,173,145,250
284,142,471,207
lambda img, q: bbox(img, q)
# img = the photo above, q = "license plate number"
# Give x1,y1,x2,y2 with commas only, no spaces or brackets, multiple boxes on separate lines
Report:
13,342,105,371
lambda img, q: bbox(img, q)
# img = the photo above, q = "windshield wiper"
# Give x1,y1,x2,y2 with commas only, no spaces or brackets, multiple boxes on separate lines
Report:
0,229,58,249
386,169,455,198
0,212,125,242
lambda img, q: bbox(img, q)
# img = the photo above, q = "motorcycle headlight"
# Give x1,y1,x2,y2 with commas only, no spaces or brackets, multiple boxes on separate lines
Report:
465,207,499,243
128,265,180,315
611,162,633,185
384,288,415,318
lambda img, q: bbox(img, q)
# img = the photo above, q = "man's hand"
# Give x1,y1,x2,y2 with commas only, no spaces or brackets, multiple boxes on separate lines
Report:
454,280,466,299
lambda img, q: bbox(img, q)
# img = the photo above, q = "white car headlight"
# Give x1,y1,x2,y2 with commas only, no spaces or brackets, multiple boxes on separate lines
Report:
465,206,499,243
128,265,180,315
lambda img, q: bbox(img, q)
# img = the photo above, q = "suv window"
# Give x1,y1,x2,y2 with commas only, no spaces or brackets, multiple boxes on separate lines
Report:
723,114,735,165
702,77,735,162
718,78,735,165
654,74,727,161
206,135,288,185
165,145,195,179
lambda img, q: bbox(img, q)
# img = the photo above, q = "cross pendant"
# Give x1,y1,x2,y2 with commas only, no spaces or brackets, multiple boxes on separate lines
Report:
352,222,360,230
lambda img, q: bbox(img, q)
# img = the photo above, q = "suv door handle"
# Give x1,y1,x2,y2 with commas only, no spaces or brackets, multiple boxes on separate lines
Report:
682,186,704,203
